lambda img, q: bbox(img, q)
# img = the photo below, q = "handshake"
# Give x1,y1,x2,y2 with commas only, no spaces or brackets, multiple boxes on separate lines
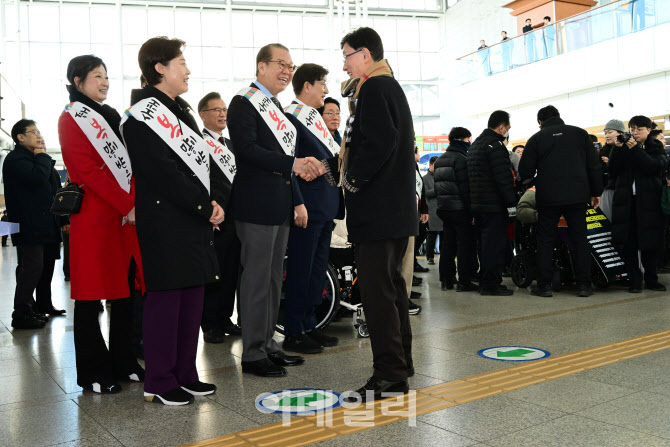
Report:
293,157,327,181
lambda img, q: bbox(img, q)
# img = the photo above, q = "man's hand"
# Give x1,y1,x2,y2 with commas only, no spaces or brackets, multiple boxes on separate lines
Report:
625,138,637,149
209,200,225,225
124,207,136,225
591,196,601,209
419,213,429,224
294,204,308,228
601,156,609,163
293,158,319,181
61,224,70,233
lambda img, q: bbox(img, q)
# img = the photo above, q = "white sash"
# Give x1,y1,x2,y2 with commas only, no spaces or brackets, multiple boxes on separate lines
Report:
65,102,132,193
285,101,336,155
120,97,210,193
203,131,236,184
416,170,423,199
235,87,296,156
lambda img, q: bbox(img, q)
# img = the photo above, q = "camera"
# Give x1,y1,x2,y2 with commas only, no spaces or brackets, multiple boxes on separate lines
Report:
616,132,633,144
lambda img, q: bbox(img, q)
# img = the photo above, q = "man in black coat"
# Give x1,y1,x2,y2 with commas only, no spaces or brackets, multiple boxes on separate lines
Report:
609,115,668,292
227,43,322,378
519,106,604,297
197,92,242,344
434,126,478,292
338,27,417,402
467,111,516,296
3,119,66,329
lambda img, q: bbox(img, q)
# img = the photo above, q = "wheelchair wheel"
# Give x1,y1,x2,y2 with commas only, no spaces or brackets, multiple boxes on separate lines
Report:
511,254,534,288
276,261,341,335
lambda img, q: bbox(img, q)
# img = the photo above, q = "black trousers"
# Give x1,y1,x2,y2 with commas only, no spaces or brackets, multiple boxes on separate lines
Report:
74,297,138,385
62,231,70,278
414,223,427,257
425,231,439,260
438,210,474,284
1,234,7,246
623,197,658,286
537,204,590,287
355,238,412,382
202,220,241,331
474,212,508,290
13,244,57,317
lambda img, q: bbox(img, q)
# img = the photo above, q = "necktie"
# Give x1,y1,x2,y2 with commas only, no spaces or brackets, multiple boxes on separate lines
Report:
271,97,283,111
218,136,225,146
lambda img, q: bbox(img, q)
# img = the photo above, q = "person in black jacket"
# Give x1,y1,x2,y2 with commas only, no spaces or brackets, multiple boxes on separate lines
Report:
3,119,66,329
122,37,224,405
519,106,603,297
336,27,417,402
467,111,516,296
197,92,242,344
609,115,668,293
434,127,478,292
1,210,9,247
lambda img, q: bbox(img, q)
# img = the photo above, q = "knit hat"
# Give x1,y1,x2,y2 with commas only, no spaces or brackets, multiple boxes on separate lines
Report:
604,119,625,133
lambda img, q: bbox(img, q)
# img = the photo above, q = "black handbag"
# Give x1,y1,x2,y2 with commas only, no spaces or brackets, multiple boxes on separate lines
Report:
51,182,84,216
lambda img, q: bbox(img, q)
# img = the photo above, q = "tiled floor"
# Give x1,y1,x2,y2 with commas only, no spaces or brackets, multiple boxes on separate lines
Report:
1,246,670,446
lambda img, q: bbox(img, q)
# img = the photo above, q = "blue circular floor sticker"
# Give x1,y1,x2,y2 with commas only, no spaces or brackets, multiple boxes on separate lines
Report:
255,388,341,415
478,346,550,362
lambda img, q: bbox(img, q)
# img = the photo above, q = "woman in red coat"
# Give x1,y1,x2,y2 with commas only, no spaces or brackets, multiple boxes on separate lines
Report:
59,55,144,394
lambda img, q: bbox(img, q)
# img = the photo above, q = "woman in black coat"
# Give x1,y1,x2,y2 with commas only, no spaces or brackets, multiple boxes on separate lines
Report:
609,115,668,293
122,37,224,406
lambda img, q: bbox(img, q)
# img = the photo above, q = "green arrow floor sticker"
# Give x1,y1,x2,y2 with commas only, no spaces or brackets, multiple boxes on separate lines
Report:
256,388,341,415
278,392,328,407
479,346,550,361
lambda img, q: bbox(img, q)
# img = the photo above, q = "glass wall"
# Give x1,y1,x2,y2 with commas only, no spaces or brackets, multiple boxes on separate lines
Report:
0,0,442,147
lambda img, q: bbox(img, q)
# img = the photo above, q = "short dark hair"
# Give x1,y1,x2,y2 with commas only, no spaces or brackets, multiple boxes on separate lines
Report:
544,16,551,21
651,121,658,130
449,127,472,141
589,134,598,143
502,31,507,34
429,156,438,165
340,27,384,62
650,129,663,139
138,37,186,86
317,97,340,115
526,18,531,22
292,63,329,96
66,55,107,94
198,92,222,113
11,119,37,145
414,146,419,154
488,111,510,129
513,145,525,153
256,43,289,76
537,105,560,123
628,115,653,129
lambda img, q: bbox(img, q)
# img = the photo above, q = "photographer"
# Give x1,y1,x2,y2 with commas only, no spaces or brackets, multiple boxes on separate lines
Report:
609,115,668,293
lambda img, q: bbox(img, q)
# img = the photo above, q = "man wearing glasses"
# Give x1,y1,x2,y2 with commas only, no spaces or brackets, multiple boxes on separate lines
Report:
227,43,322,378
197,92,242,344
317,97,343,146
3,119,67,329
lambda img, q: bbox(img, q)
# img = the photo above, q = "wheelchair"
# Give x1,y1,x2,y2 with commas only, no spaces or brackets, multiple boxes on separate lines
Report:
275,249,370,338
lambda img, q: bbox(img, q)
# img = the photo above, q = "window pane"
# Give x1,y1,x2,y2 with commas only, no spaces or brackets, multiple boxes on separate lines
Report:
90,5,118,44
402,84,422,116
60,6,90,43
278,16,303,50
28,4,59,42
123,44,142,76
371,18,397,51
90,44,121,78
397,20,420,52
302,16,328,49
30,43,60,79
61,43,93,76
232,48,255,80
253,14,278,47
419,20,439,52
147,8,174,40
397,52,421,81
175,10,201,46
201,11,229,49
420,53,438,81
231,13,253,47
122,7,147,45
201,47,227,79
422,85,439,116
184,46,203,79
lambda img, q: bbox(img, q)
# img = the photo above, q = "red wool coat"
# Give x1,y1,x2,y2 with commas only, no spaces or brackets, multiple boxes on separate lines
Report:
58,112,144,300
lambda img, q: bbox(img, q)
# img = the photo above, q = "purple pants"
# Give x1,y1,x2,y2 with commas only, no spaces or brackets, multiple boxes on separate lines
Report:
143,286,204,395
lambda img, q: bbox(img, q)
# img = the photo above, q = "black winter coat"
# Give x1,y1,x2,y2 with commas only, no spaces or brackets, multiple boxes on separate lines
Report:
519,117,603,207
122,85,218,291
343,76,418,243
2,145,63,246
609,136,668,250
467,129,516,213
434,140,470,212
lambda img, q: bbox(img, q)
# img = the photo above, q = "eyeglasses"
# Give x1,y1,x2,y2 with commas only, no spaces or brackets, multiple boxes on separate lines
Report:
268,60,298,73
343,49,362,63
323,112,341,117
23,130,41,136
202,108,227,115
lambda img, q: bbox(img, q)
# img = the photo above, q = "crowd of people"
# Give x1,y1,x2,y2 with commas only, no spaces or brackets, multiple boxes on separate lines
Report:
2,24,668,408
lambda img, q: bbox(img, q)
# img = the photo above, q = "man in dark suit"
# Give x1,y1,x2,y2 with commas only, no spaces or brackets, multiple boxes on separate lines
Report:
338,27,418,401
197,92,242,343
282,63,345,355
227,43,322,377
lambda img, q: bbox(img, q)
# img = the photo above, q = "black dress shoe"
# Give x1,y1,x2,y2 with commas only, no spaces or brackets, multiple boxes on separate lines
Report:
221,320,242,336
410,291,422,299
203,329,225,344
412,276,422,287
345,376,409,403
577,284,594,297
30,312,49,323
456,282,478,292
441,281,453,290
646,282,667,292
80,380,122,394
268,350,305,366
38,307,66,316
427,259,435,265
283,334,323,354
628,285,643,293
11,315,46,329
242,358,287,377
414,261,429,273
530,286,553,297
64,276,70,282
306,329,338,347
481,285,514,296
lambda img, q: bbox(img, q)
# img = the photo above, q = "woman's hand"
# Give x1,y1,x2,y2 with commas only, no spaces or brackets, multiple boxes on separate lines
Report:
294,204,308,228
124,207,136,225
209,201,225,225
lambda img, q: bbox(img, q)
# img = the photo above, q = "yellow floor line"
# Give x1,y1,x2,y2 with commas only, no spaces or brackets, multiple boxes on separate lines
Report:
181,328,670,447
